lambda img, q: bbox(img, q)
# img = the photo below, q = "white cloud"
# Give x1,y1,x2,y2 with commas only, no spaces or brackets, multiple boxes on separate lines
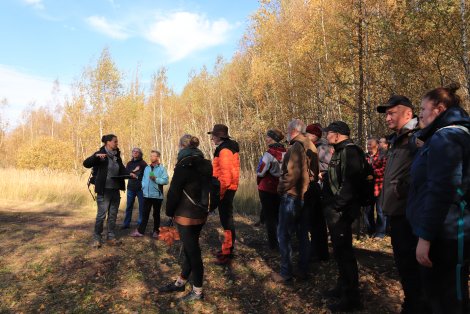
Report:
145,12,233,61
23,0,44,10
0,65,67,126
86,15,129,40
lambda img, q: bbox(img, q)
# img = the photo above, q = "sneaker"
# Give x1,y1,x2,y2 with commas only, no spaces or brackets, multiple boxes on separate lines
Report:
158,282,186,293
152,231,159,239
106,238,122,246
130,230,144,237
178,290,204,302
271,272,293,284
328,298,362,312
322,287,342,298
214,254,232,265
91,239,102,248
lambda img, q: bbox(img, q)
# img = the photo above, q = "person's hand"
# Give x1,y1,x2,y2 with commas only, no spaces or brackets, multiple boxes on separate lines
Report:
416,238,433,267
319,172,324,181
150,175,156,181
133,166,140,172
129,173,137,179
96,153,107,160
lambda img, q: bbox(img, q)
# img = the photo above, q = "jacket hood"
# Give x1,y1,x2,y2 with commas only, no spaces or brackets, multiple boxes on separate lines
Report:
217,138,240,154
267,143,286,162
419,106,470,141
177,147,204,162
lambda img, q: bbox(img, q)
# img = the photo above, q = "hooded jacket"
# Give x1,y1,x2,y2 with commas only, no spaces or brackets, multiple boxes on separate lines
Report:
379,118,419,216
166,148,212,225
277,133,319,200
213,139,240,198
257,143,286,194
83,146,128,195
407,106,470,241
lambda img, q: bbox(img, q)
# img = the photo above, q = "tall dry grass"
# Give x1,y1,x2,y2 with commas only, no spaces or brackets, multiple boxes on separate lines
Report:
0,168,95,208
0,168,262,216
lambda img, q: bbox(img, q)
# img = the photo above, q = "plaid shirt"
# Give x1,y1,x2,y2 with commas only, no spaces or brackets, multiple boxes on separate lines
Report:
366,151,387,197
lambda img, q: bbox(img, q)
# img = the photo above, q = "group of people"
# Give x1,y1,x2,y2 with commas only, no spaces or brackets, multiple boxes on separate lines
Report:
83,83,469,313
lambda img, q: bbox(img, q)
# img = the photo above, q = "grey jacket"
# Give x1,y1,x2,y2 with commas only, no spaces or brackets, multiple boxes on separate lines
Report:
379,118,419,216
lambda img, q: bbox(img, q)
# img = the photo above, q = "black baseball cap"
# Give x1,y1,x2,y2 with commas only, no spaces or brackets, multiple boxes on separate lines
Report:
377,95,413,113
323,121,350,136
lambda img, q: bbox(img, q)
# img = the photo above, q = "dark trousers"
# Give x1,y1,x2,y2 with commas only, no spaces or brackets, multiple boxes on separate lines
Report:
177,223,205,287
363,198,387,236
327,211,360,300
305,184,329,260
94,188,121,241
137,198,162,234
219,190,236,252
123,189,144,227
389,215,425,313
420,239,470,314
258,190,280,249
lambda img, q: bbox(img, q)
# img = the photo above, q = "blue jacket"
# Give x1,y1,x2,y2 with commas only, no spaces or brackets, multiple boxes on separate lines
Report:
407,106,470,241
142,163,169,199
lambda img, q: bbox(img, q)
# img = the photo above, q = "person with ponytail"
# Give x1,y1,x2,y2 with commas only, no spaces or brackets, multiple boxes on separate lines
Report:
83,134,136,248
407,83,470,313
158,134,211,302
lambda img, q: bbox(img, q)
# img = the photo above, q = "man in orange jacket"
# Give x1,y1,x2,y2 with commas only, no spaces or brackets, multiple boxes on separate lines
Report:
208,124,240,265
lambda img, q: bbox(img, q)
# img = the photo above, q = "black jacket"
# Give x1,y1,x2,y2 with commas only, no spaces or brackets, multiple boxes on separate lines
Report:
166,150,212,221
126,158,147,191
83,146,128,195
324,139,362,216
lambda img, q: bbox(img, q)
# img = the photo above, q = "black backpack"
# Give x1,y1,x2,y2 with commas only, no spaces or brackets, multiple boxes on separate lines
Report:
342,144,375,207
183,157,220,212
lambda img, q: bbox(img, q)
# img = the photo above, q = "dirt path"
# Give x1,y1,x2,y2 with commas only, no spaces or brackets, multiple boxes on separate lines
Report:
0,201,403,313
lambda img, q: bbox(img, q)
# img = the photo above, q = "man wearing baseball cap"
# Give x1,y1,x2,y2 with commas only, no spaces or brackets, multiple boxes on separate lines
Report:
321,121,363,312
377,95,424,313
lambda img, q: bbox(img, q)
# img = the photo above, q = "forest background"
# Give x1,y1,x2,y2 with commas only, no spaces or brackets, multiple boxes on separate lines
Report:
0,0,469,200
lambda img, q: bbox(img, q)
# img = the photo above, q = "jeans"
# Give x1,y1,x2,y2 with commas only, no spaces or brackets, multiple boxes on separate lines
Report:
363,198,387,236
389,215,426,313
277,194,310,278
123,189,144,227
137,198,163,234
178,223,205,287
219,190,236,253
258,190,280,249
94,188,121,241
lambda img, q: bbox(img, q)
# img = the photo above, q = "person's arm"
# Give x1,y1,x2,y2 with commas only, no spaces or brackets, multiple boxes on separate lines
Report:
415,132,464,241
83,152,101,168
334,146,362,209
218,148,234,199
165,167,186,217
156,166,169,185
257,152,273,178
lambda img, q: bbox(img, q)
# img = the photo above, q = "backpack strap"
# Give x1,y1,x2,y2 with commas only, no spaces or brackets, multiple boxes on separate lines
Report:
436,125,470,136
456,187,467,301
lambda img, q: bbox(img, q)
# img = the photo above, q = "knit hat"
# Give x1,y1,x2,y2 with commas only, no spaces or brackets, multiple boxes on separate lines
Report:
306,123,322,138
323,121,351,136
266,129,284,143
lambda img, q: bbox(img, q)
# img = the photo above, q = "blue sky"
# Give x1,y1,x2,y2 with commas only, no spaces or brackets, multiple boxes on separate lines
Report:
0,0,259,126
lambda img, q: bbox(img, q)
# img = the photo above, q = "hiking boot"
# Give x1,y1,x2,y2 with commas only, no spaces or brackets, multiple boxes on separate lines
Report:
328,298,362,312
106,238,122,246
178,290,204,302
214,254,232,266
152,231,159,239
130,230,144,237
91,239,102,248
271,272,293,284
322,287,342,298
158,282,186,293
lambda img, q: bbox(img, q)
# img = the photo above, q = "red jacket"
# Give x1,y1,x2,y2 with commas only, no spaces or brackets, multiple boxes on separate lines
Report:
257,144,286,194
367,151,387,197
213,139,240,199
